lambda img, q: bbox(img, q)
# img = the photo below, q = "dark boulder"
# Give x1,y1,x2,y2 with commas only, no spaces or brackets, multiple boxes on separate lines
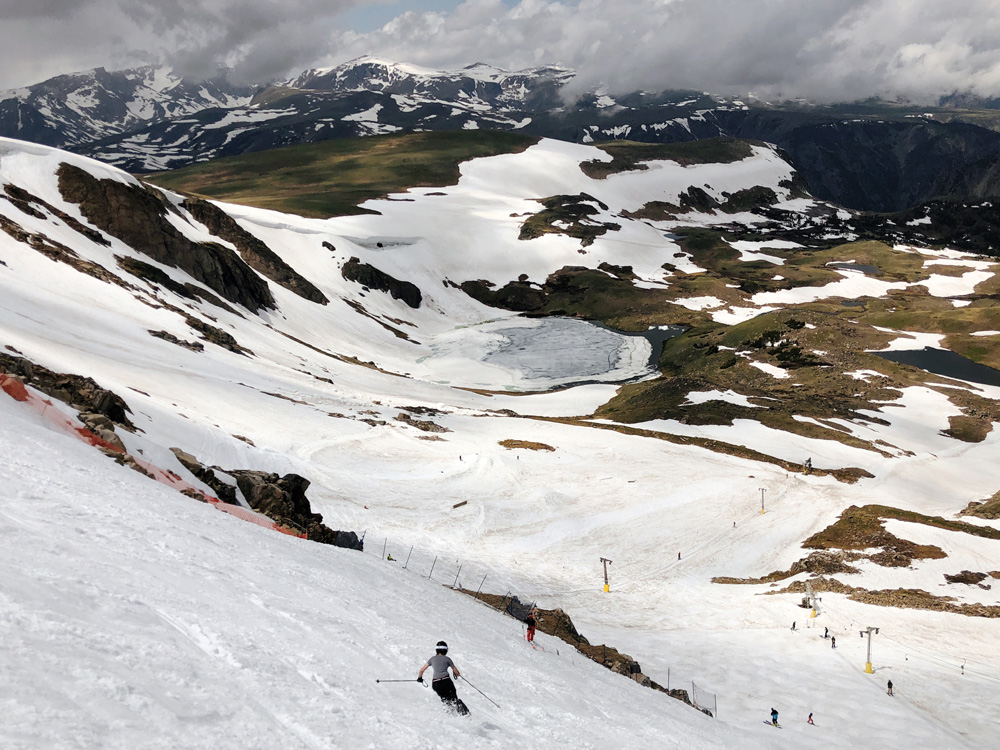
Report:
460,279,546,312
0,351,134,430
342,257,422,308
227,469,357,547
170,448,238,504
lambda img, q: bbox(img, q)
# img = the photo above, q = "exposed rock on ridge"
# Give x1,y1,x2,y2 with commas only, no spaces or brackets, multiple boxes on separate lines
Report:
182,197,329,305
228,469,359,547
57,163,275,313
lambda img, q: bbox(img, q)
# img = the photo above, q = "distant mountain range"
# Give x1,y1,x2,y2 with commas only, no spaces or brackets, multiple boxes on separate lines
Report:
0,65,255,150
5,57,1000,213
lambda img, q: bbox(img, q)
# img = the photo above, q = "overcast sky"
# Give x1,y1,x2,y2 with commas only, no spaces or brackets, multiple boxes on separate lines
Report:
2,0,1000,103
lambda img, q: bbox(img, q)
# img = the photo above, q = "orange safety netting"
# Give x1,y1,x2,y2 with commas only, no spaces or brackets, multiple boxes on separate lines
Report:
1,374,306,539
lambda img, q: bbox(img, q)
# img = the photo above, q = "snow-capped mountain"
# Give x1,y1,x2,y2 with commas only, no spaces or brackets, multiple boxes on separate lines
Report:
9,57,1000,214
288,56,575,111
0,65,257,149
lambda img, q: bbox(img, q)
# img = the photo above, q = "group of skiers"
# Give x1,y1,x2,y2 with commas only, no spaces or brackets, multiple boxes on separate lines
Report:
415,629,895,725
768,679,895,727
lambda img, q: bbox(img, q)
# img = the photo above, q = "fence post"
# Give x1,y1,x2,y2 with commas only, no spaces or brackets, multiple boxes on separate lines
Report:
667,667,670,691
403,545,413,569
452,564,462,589
428,555,437,580
474,574,487,600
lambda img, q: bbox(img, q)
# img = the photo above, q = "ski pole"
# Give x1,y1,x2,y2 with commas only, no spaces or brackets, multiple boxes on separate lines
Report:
461,676,499,707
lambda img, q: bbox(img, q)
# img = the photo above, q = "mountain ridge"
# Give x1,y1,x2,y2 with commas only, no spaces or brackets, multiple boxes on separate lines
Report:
8,58,1000,212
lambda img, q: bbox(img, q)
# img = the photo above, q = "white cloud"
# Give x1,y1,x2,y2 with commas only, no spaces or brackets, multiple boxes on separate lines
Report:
324,0,1000,103
2,0,1000,103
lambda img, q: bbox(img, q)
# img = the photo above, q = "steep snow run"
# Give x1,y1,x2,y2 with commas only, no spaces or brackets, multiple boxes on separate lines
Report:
0,397,775,750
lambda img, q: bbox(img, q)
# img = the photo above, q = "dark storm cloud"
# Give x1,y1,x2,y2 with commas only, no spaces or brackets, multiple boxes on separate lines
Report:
0,0,368,88
2,0,1000,101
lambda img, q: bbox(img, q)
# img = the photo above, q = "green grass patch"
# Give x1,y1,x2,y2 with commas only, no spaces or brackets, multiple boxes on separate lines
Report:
519,194,620,247
146,131,539,218
580,137,755,179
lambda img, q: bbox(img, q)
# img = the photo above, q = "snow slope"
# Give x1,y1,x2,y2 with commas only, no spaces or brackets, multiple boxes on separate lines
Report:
0,396,774,750
2,136,1000,748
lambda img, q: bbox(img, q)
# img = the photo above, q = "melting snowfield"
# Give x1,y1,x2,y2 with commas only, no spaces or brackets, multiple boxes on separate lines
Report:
1,137,1000,749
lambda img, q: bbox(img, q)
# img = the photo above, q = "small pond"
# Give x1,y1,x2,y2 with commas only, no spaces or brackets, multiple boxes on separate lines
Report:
423,317,685,390
482,318,685,388
875,347,1000,388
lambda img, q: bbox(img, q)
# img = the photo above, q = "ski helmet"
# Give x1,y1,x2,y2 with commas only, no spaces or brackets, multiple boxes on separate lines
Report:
436,641,448,654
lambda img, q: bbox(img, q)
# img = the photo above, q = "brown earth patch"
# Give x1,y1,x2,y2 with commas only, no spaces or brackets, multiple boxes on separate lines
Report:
712,550,862,584
944,570,989,585
961,489,1000,519
498,439,555,451
770,577,1000,618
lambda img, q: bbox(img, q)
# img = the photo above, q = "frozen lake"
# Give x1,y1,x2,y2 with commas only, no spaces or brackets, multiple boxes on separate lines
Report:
420,317,683,390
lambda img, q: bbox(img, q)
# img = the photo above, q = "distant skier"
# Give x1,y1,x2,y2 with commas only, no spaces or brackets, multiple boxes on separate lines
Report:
831,635,836,649
808,712,814,725
418,641,469,715
525,610,537,643
824,627,829,639
887,679,893,696
678,552,681,560
771,707,779,726
387,554,395,561
791,621,796,631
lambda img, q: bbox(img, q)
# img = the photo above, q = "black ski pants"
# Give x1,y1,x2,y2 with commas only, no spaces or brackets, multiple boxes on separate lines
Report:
432,678,468,714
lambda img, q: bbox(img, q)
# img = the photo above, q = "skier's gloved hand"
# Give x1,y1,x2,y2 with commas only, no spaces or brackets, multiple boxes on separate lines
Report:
416,676,423,683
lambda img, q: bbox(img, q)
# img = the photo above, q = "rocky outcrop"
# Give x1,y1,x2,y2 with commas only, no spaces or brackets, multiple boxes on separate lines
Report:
170,448,238,504
4,183,110,246
460,279,546,312
0,211,134,291
0,351,133,430
77,412,126,451
518,193,620,247
148,330,204,352
182,197,328,305
341,257,422,308
183,315,251,355
394,412,451,433
57,163,275,313
227,470,359,547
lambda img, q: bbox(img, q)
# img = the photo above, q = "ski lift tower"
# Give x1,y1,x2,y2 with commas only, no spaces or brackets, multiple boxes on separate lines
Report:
861,626,879,674
806,581,822,620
